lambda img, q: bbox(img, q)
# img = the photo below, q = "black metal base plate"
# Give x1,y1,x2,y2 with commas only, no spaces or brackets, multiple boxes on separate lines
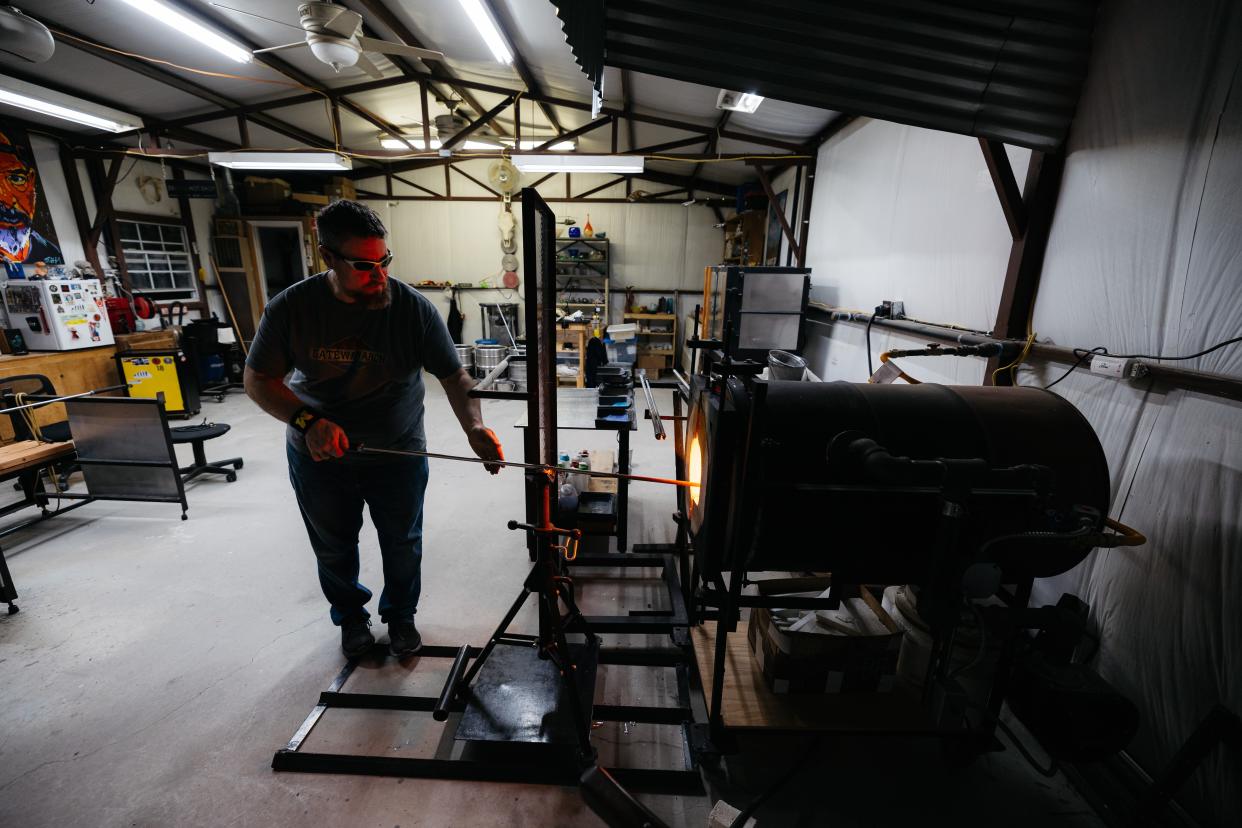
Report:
456,640,599,745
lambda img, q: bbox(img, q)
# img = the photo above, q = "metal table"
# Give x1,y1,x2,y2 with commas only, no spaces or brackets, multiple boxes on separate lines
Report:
515,387,636,550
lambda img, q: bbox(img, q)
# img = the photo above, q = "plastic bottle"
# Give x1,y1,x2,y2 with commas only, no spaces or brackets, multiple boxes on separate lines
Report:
558,482,579,513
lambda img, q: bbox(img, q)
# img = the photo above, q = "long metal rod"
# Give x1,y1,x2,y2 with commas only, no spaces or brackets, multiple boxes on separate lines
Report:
353,445,697,488
0,384,129,415
638,372,666,441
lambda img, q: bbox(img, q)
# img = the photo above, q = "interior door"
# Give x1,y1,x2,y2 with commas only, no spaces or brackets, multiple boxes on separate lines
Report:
250,221,309,304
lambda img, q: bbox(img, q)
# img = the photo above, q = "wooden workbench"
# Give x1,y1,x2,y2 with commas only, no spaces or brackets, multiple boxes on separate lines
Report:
0,347,118,441
0,331,176,443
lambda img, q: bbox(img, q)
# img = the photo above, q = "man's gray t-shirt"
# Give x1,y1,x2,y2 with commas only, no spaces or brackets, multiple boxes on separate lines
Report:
246,273,460,456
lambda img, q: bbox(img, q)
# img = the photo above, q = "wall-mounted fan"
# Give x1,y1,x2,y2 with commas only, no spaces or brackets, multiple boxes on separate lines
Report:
488,159,520,195
213,1,443,78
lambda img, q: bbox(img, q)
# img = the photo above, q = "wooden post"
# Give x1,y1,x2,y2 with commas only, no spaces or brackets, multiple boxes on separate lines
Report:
57,144,102,275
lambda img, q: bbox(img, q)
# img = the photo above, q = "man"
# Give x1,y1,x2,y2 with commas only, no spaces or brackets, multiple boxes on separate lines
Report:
245,200,503,658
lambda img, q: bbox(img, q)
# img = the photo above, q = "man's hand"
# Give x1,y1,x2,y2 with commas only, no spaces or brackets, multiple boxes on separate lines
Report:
467,426,504,474
306,418,350,461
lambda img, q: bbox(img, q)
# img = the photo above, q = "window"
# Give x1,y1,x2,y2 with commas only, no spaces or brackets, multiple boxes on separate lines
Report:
118,219,196,297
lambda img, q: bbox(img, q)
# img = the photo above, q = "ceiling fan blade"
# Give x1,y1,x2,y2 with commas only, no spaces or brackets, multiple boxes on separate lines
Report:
354,52,386,80
357,36,444,62
253,41,308,56
210,3,304,31
321,8,363,39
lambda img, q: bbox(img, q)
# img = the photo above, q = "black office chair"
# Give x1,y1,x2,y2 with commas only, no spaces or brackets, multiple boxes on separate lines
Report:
169,422,243,483
0,374,76,490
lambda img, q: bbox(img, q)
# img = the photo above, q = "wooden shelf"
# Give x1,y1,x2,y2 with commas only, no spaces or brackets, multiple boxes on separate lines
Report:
623,312,675,320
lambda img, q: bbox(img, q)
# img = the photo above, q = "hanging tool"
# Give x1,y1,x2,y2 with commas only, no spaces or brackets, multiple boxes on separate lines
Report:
352,445,698,488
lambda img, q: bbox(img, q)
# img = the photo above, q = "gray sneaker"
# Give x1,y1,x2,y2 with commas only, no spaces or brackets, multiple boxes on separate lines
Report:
388,619,422,657
341,617,374,658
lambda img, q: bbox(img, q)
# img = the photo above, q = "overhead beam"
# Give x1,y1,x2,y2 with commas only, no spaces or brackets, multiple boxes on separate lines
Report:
163,0,413,156
810,114,858,148
353,0,509,136
119,72,802,152
688,111,730,197
0,65,238,151
449,164,500,197
87,157,124,250
629,135,710,156
534,115,612,151
754,165,798,255
482,0,563,134
392,173,443,199
979,139,1027,240
573,176,629,199
988,151,1065,385
57,144,102,275
441,96,517,150
44,20,334,151
620,71,636,152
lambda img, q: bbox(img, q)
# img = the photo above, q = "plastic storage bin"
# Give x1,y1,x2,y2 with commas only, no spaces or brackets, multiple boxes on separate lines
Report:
604,338,636,364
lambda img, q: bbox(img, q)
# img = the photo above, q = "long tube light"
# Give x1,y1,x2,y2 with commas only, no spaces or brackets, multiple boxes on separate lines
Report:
119,0,254,64
380,136,576,151
455,0,512,64
0,87,140,133
512,154,644,174
208,152,352,171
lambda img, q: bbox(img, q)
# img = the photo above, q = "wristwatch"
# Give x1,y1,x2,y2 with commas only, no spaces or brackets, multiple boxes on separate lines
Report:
289,406,321,433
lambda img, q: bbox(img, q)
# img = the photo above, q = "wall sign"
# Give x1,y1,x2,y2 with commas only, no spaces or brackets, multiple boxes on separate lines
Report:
165,178,219,199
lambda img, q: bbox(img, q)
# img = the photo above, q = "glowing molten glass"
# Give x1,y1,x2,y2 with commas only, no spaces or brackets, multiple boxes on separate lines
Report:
687,432,703,511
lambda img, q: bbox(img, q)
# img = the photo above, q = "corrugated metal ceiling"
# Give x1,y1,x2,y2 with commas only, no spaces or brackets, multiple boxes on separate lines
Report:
552,0,1100,151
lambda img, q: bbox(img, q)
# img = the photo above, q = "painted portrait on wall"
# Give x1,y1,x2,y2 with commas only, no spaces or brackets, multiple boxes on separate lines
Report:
0,124,63,279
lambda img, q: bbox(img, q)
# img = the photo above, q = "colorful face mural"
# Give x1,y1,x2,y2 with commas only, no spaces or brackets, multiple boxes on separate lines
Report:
0,125,63,278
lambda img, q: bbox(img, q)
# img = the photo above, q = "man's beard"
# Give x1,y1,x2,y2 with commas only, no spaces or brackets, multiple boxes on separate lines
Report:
0,212,32,261
346,278,392,309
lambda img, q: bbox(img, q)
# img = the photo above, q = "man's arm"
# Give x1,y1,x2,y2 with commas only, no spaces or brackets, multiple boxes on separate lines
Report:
244,366,350,461
439,367,504,473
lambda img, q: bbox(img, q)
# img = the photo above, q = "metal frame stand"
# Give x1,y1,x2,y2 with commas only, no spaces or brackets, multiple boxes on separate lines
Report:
272,189,704,797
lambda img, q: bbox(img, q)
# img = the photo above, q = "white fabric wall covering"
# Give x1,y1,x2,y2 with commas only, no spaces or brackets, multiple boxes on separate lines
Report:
802,1,1241,823
1022,1,1242,824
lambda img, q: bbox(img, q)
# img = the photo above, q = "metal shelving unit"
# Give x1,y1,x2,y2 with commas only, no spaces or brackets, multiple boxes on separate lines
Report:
555,237,609,322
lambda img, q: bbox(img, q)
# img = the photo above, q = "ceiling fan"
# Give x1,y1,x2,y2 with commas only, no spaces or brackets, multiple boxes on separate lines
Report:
213,1,444,78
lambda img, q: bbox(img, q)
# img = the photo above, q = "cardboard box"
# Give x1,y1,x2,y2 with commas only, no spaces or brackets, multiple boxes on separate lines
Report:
748,592,903,694
244,176,291,207
326,177,357,201
635,354,667,372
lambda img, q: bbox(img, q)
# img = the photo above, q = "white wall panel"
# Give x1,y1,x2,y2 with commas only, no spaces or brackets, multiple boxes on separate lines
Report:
801,1,1242,822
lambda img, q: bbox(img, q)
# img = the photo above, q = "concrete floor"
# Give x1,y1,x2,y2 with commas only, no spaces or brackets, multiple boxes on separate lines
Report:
0,383,1103,827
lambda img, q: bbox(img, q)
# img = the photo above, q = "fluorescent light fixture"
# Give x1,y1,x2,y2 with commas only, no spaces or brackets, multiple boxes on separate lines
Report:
208,152,352,171
380,137,501,151
0,82,140,133
513,139,576,151
379,136,576,152
716,89,764,113
455,0,512,64
512,155,643,174
119,0,253,63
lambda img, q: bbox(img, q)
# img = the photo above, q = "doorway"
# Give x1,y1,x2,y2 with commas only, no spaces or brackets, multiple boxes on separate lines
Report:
250,220,309,304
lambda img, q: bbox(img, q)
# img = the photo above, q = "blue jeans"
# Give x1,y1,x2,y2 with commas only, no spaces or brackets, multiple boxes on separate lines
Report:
287,443,429,626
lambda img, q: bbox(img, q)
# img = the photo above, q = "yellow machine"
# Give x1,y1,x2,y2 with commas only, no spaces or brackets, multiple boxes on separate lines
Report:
115,350,200,417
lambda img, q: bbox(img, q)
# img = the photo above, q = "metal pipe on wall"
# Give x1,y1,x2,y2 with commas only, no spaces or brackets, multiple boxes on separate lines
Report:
810,305,1242,403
